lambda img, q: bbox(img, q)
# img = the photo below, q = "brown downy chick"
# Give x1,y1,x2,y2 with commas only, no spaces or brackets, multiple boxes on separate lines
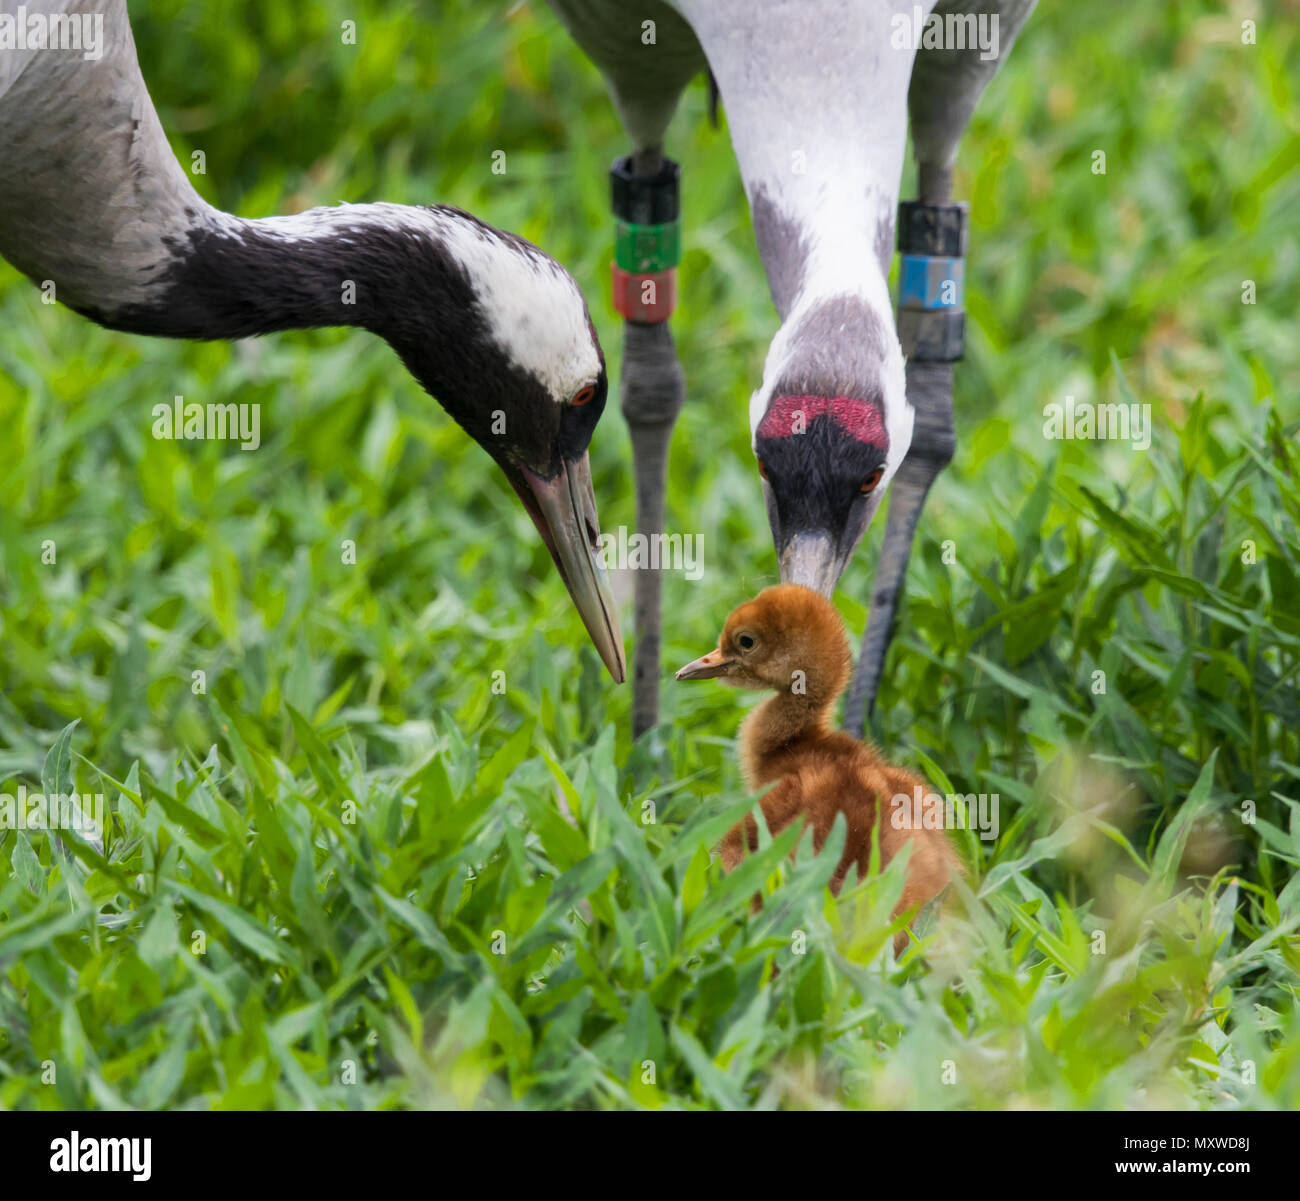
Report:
676,584,959,954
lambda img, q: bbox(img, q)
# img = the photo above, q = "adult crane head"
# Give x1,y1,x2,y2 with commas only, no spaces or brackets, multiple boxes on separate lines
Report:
0,0,627,680
750,293,912,598
50,198,630,684
358,206,629,684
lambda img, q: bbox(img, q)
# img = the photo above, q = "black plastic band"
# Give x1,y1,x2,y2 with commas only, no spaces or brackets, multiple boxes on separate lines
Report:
898,308,965,362
898,200,968,257
611,156,680,224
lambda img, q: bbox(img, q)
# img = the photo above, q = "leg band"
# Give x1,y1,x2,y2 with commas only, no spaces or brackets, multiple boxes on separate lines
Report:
611,266,677,323
897,200,968,361
611,156,681,324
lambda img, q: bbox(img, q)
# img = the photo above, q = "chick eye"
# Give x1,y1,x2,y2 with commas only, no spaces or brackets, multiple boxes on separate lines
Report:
736,632,757,652
571,384,596,407
859,468,884,496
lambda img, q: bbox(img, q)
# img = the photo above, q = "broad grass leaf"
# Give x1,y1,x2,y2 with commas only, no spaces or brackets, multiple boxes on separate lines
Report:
172,883,297,967
12,833,43,894
978,815,1092,899
684,820,804,943
513,847,617,959
1150,750,1219,892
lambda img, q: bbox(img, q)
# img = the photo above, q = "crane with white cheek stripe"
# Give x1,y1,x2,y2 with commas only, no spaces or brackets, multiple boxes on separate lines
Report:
0,0,626,681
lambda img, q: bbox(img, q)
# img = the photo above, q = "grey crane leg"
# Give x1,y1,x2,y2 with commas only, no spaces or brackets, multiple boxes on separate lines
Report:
843,360,955,733
621,321,686,738
846,5,1039,733
845,165,962,735
613,145,686,739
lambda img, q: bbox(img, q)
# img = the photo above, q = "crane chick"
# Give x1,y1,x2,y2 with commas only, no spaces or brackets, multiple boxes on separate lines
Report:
676,584,958,953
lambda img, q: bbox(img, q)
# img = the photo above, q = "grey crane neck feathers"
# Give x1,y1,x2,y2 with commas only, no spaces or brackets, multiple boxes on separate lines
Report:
672,0,918,487
546,0,922,490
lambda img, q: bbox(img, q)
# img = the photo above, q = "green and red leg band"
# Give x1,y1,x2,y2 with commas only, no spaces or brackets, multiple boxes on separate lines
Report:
610,156,680,324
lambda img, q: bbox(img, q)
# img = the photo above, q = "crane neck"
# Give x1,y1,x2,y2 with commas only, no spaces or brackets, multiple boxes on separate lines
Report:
684,2,916,324
0,2,485,346
739,686,841,790
83,204,448,343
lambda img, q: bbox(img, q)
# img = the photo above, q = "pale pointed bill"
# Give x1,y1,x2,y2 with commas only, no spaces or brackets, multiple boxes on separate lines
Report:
512,457,627,683
779,528,842,598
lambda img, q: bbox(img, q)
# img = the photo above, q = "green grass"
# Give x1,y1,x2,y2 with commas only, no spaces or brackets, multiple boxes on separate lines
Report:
1,0,1298,1109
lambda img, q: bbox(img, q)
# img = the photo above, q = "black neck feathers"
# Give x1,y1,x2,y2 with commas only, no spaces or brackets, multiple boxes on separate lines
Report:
84,206,477,348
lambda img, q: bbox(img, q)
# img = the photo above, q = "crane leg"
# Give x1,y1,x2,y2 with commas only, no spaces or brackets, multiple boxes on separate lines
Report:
843,186,965,735
843,357,956,733
844,5,1038,734
611,150,685,738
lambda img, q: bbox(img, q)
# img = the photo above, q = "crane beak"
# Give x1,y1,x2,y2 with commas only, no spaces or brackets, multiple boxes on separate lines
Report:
675,649,735,681
511,455,626,683
779,529,843,598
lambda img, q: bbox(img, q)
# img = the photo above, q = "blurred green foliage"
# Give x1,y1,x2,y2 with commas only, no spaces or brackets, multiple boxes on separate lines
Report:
0,0,1297,1109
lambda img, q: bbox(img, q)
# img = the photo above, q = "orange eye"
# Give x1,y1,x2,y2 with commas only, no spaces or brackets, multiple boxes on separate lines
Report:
572,384,596,407
758,459,769,481
859,468,884,495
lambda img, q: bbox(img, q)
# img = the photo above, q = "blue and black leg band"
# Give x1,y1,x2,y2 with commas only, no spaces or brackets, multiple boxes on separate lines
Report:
896,200,967,362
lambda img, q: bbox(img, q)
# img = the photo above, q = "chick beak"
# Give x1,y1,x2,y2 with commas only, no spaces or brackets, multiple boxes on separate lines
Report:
510,455,626,683
675,648,735,681
779,529,843,598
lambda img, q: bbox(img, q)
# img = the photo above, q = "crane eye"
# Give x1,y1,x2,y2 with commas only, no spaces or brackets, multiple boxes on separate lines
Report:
736,632,757,652
859,468,884,496
757,459,769,481
571,384,596,407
